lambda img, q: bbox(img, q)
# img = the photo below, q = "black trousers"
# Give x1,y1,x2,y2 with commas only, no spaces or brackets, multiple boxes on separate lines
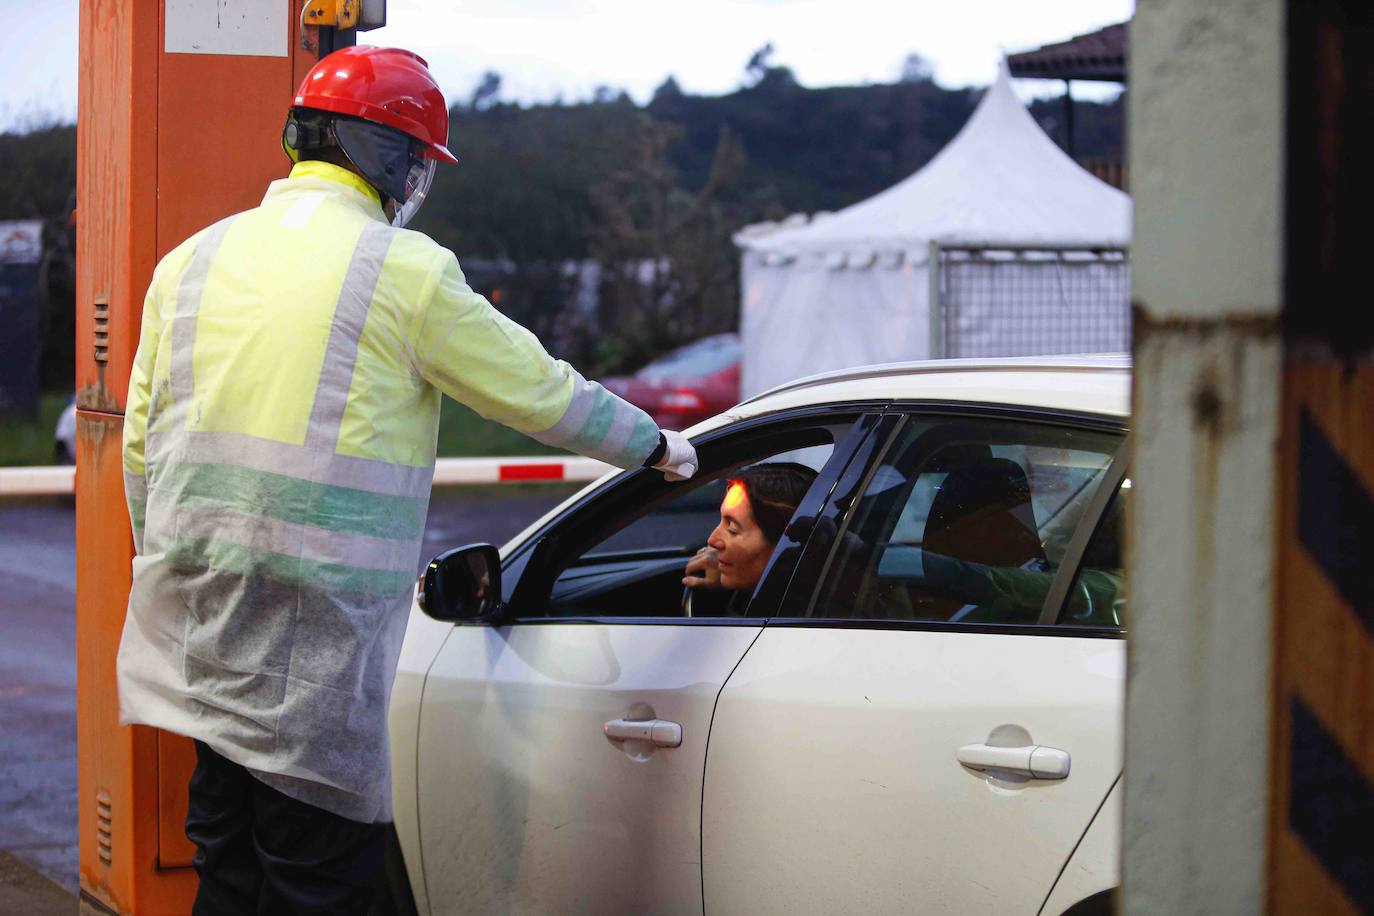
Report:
186,740,386,916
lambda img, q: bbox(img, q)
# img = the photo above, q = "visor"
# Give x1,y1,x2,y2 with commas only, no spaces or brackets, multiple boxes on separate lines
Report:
332,116,414,207
395,157,437,228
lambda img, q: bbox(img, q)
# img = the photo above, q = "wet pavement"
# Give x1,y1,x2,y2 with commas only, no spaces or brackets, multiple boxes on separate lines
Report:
0,486,575,894
0,502,78,893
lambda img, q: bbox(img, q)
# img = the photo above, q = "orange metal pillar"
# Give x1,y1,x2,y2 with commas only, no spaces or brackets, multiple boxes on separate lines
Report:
76,4,319,912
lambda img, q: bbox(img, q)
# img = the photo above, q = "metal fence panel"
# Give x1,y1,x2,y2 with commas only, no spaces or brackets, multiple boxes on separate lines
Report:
935,246,1130,359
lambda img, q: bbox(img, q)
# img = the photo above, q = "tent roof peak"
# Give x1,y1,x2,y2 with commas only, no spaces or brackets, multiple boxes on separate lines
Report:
736,64,1131,254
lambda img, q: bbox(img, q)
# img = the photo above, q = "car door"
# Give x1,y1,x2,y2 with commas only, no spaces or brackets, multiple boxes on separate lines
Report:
703,408,1130,914
415,409,881,915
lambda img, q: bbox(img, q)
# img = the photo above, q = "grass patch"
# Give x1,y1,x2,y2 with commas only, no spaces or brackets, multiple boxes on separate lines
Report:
436,396,563,458
435,396,599,498
0,393,70,466
0,394,568,466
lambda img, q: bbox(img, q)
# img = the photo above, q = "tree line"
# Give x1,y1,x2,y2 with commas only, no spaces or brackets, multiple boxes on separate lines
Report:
0,56,1123,389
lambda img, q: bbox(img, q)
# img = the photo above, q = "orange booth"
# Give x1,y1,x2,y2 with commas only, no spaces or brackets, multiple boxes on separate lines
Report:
74,4,375,911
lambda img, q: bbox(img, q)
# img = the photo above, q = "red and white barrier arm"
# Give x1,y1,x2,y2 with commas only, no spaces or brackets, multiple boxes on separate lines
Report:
431,456,615,486
0,457,615,497
0,465,76,496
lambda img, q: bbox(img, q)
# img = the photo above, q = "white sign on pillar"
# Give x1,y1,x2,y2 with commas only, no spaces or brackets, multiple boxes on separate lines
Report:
165,0,288,57
0,221,43,264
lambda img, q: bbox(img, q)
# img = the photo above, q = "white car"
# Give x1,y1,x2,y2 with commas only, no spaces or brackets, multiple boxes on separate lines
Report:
388,357,1130,916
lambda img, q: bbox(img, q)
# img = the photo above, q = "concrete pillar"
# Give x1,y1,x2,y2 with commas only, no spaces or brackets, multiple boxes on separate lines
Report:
1124,0,1284,912
1128,1,1374,912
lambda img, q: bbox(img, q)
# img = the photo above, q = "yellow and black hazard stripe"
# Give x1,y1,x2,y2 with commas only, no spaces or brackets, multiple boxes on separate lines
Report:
1272,369,1374,914
1275,2,1374,907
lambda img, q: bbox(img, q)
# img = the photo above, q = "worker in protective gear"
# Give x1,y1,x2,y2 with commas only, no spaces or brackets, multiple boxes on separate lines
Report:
115,45,696,915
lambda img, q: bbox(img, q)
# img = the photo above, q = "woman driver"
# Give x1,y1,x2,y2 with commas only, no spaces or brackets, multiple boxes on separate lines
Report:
683,463,817,596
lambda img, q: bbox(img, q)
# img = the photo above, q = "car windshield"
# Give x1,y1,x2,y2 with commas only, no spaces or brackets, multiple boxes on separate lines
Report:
639,335,740,378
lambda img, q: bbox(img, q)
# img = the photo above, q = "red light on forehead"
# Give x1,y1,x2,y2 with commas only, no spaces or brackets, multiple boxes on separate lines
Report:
723,481,747,510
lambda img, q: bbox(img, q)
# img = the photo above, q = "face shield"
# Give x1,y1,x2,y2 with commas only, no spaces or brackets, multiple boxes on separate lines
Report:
330,116,436,227
395,155,437,229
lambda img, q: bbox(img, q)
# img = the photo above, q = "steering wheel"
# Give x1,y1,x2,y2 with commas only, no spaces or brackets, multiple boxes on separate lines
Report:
681,545,720,618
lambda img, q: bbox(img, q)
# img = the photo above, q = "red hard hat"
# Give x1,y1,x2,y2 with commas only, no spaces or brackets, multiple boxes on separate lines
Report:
293,46,458,163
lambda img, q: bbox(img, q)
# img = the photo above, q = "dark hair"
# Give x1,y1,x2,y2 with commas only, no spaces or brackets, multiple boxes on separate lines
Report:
299,145,355,169
730,462,818,545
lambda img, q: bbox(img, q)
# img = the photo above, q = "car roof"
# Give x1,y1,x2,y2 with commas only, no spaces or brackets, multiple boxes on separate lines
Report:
707,355,1131,432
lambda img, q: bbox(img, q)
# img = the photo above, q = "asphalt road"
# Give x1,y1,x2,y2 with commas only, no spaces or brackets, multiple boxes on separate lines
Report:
0,486,575,893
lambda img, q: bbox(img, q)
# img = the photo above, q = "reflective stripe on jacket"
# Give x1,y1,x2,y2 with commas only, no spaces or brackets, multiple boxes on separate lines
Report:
117,161,661,822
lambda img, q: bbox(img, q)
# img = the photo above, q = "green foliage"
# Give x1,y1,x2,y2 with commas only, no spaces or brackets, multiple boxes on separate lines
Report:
1028,92,1126,162
647,78,982,215
436,396,562,457
584,116,750,373
0,394,573,467
0,121,77,395
412,99,647,261
0,76,1124,402
0,124,76,218
0,123,78,395
0,393,70,466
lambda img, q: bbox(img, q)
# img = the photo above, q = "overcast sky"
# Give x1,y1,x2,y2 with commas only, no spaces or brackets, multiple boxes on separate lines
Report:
0,0,1130,133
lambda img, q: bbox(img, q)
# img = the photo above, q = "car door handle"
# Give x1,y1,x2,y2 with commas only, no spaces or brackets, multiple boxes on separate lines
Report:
604,718,682,748
957,743,1071,779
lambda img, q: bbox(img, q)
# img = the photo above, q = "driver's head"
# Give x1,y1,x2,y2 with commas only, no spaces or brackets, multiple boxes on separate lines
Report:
706,463,817,590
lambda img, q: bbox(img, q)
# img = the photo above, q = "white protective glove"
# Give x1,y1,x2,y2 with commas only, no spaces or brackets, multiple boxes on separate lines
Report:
654,429,699,481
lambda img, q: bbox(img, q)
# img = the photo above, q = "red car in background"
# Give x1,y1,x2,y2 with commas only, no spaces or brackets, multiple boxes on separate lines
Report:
602,333,741,430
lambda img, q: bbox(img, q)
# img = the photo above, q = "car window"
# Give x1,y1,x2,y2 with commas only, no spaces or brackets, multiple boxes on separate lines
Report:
1057,475,1129,628
590,443,835,557
505,418,856,621
807,416,1123,625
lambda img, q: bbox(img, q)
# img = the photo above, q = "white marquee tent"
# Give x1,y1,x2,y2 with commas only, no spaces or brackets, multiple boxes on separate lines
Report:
733,64,1132,396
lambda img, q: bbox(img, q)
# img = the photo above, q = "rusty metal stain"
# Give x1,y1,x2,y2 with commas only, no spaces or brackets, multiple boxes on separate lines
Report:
1132,303,1282,338
76,412,115,456
1192,374,1225,432
77,377,120,413
76,378,124,472
1186,356,1223,627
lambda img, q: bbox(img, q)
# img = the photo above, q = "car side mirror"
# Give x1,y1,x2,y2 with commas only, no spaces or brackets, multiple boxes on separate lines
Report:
419,543,502,622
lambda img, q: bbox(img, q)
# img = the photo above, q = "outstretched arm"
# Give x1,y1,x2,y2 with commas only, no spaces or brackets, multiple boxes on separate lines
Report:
413,253,696,478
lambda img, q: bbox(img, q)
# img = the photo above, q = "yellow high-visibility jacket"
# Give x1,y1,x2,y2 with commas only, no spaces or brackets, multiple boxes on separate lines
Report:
117,161,662,822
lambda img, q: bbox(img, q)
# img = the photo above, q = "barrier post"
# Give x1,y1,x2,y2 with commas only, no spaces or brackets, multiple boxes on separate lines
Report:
76,5,318,912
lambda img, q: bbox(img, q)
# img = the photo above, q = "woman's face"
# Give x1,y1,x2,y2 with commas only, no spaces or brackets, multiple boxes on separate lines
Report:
706,483,774,590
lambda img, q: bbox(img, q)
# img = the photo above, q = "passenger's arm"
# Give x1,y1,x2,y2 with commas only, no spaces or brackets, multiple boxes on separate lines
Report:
878,547,1050,614
1060,568,1126,626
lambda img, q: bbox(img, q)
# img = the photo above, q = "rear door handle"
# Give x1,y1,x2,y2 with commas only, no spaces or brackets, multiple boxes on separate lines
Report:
957,742,1070,779
604,718,682,748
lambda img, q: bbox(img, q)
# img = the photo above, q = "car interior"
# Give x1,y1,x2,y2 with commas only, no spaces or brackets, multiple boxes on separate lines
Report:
811,419,1123,625
504,418,853,620
1057,480,1129,627
499,413,1127,627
